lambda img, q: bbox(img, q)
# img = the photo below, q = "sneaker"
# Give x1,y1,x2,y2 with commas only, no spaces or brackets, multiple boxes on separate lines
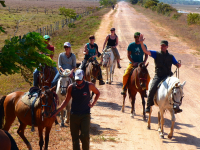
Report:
99,80,105,85
145,106,150,113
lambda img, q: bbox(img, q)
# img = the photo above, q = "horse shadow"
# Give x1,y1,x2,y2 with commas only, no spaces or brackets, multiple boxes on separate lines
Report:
110,82,123,88
163,132,200,149
90,122,118,136
96,101,131,111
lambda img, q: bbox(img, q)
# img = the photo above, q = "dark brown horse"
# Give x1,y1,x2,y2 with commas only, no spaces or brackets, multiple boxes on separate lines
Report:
121,63,149,121
38,65,56,88
0,86,57,150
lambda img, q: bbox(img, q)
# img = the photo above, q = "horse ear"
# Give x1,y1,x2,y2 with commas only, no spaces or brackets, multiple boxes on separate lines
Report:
145,62,149,67
50,85,57,92
175,83,179,87
181,81,186,88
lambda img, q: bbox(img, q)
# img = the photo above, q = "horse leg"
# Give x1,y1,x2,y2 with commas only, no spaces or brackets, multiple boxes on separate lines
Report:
147,106,152,129
60,109,65,127
3,112,16,131
121,94,126,113
141,95,146,121
106,66,109,84
158,111,161,132
17,123,32,150
44,126,52,150
109,66,112,84
65,104,70,124
38,126,44,150
130,94,136,118
168,109,175,139
159,110,165,139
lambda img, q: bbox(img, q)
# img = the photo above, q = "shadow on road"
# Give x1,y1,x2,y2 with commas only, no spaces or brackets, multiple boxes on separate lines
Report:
96,101,131,111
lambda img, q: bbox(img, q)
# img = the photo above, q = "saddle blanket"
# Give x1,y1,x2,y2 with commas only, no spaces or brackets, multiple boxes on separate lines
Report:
21,92,40,107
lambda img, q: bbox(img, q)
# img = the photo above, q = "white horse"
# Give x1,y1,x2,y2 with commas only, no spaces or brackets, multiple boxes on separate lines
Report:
56,69,72,127
102,48,117,84
147,76,186,139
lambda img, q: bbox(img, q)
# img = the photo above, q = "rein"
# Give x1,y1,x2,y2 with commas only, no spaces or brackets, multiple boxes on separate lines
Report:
135,68,147,90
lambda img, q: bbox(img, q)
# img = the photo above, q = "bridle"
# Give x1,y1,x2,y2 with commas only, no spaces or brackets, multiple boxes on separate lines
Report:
171,86,184,106
135,68,147,90
103,52,111,67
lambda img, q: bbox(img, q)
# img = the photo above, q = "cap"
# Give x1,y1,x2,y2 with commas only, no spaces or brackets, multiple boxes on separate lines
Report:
134,32,140,37
64,42,71,47
43,35,50,40
160,40,168,46
110,28,115,31
75,69,84,80
89,35,95,39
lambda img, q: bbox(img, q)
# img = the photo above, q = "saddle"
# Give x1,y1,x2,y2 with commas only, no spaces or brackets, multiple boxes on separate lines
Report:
21,86,41,132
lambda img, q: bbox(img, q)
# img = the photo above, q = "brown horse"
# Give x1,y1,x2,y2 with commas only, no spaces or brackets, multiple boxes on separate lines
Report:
121,63,149,121
0,86,57,150
0,129,19,150
38,65,56,88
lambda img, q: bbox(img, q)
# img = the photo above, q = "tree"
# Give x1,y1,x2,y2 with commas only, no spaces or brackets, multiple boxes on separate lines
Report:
99,0,117,6
0,1,6,7
59,7,77,19
0,32,56,84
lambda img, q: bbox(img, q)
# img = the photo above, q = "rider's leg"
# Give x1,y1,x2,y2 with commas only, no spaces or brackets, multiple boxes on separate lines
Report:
33,68,39,87
98,67,105,85
53,67,58,74
113,48,121,69
51,71,61,88
144,72,151,97
81,59,87,73
121,63,134,95
146,75,166,113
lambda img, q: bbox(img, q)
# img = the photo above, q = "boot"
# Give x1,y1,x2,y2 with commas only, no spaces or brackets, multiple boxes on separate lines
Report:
99,80,105,85
117,62,121,69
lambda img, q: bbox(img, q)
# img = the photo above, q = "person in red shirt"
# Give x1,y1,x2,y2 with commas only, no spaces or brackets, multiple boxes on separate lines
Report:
33,35,58,87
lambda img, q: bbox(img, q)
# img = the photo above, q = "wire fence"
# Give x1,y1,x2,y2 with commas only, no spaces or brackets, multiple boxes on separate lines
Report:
11,6,104,40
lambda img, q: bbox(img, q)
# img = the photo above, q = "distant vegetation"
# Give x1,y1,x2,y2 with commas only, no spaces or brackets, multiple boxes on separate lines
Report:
159,0,200,5
99,0,117,6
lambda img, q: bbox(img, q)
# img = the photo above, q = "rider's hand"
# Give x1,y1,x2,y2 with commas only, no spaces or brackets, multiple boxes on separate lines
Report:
139,34,145,43
69,71,73,78
112,46,116,49
177,63,181,68
88,102,94,108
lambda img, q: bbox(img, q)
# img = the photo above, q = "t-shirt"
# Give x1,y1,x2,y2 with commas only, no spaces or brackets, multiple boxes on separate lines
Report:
47,44,54,59
58,52,76,70
150,50,178,65
127,42,147,64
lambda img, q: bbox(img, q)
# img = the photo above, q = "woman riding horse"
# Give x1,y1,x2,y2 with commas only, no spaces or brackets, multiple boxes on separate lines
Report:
102,28,121,68
33,35,58,87
81,35,105,85
51,42,76,88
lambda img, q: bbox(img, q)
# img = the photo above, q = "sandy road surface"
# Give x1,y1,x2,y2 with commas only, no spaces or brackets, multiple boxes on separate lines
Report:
89,2,200,150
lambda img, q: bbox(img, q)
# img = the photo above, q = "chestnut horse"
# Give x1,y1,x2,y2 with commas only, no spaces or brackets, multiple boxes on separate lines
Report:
0,86,57,150
121,63,149,121
38,65,56,88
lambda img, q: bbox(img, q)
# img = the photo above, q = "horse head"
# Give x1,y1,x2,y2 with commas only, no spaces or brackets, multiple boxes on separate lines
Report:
102,52,110,67
172,81,186,106
40,86,57,118
91,61,101,81
58,69,71,96
137,62,149,90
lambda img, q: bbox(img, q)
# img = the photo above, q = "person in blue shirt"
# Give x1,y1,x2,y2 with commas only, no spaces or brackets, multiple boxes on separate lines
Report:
81,35,105,85
121,32,150,95
139,34,182,114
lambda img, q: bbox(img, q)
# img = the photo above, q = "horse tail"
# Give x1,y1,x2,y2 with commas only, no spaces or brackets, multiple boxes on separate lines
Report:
0,96,6,129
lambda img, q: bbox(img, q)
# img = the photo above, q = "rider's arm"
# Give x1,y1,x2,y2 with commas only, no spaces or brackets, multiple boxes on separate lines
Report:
88,83,100,108
102,35,109,50
173,56,181,68
139,34,151,56
114,36,118,48
83,44,89,55
58,53,64,72
53,84,73,116
144,54,148,64
71,54,76,73
127,51,135,64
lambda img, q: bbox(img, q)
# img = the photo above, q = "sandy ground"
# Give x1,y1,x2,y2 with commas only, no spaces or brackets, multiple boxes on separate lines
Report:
89,2,200,150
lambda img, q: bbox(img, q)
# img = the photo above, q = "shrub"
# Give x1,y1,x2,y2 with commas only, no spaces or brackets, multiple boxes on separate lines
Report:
172,13,182,20
59,7,77,19
99,0,117,6
144,0,158,8
151,5,157,11
156,2,175,15
187,13,200,25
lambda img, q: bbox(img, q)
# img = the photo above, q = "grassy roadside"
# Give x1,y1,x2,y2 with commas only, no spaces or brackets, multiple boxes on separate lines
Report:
131,4,200,52
0,7,111,96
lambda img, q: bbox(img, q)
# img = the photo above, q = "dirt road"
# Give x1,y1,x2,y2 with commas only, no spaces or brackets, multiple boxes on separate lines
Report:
90,2,200,150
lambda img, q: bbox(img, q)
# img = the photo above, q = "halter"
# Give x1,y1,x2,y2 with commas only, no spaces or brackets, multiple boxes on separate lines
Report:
171,86,184,106
59,75,72,89
103,52,111,66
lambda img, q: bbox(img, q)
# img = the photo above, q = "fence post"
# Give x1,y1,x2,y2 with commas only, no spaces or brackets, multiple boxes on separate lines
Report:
40,28,42,35
37,9,38,14
58,21,59,30
50,24,52,36
9,7,10,12
19,35,21,40
47,26,49,35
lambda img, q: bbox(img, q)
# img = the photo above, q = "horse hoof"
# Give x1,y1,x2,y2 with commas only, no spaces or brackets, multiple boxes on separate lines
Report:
158,128,161,132
160,134,164,139
60,123,65,127
130,114,134,118
106,81,109,84
109,82,111,84
147,126,151,130
143,117,146,121
168,134,173,139
121,109,124,113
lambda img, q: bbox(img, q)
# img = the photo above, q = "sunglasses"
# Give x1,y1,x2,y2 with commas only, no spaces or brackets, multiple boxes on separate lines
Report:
111,30,115,32
134,36,139,38
64,46,70,49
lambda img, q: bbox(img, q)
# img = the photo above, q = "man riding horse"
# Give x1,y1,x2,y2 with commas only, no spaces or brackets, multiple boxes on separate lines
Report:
51,42,76,88
139,34,182,113
33,35,58,87
81,35,105,85
121,32,150,95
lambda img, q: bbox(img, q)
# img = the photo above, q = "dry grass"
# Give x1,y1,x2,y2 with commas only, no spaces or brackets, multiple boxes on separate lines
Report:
132,5,200,52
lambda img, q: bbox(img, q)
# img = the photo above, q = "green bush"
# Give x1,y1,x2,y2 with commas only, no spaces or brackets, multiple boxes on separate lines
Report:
59,7,77,19
68,23,76,28
156,2,175,15
187,13,200,25
151,5,157,11
172,13,182,20
99,0,117,6
144,0,158,8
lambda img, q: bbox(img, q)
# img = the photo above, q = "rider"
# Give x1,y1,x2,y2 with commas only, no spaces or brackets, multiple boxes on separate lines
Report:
102,28,121,69
51,42,76,88
33,35,58,87
139,34,182,114
81,35,105,85
121,32,149,96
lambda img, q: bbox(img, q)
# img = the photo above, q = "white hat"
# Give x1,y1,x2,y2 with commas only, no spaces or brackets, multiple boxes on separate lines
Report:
64,42,71,47
75,69,84,80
